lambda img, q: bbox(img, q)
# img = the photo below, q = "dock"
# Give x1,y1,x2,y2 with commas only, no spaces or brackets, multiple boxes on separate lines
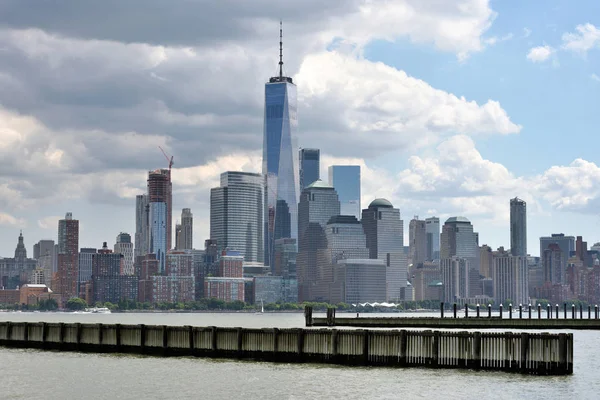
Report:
0,321,573,375
308,303,600,330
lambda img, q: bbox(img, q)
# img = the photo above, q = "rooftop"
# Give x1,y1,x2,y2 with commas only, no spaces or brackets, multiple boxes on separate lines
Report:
368,198,393,208
306,179,332,189
445,216,471,224
327,215,360,225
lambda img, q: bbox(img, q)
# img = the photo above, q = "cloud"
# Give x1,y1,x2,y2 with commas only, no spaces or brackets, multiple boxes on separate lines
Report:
592,73,600,82
523,28,532,38
561,23,600,55
0,213,26,227
37,215,62,230
484,33,514,46
526,45,554,62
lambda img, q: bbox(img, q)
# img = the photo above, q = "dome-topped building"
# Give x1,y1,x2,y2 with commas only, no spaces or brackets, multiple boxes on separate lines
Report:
368,198,393,208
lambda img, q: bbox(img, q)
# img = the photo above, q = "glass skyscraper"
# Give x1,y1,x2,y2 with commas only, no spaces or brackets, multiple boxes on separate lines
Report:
149,202,167,273
328,165,361,219
510,197,527,256
262,27,298,268
425,217,440,260
299,148,320,190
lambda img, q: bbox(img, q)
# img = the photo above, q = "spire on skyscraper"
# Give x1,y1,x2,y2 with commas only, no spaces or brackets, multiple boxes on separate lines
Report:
279,20,283,79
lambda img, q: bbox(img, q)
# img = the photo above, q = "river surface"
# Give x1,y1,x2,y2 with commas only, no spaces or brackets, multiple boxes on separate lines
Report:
0,312,597,400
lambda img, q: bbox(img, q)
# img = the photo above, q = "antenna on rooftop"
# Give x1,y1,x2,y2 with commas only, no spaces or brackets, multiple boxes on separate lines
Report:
279,20,283,79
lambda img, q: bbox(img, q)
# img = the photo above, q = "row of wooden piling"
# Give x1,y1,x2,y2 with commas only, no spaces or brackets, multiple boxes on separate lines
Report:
442,302,600,320
0,321,573,375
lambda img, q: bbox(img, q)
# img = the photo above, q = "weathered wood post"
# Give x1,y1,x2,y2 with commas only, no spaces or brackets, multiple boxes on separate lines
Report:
75,323,82,351
519,304,523,319
211,326,218,355
162,325,168,355
296,329,304,362
465,304,468,318
556,304,559,319
488,304,492,318
304,306,313,327
595,305,598,319
5,321,12,342
115,324,121,352
547,304,551,319
140,324,146,352
272,328,279,360
187,325,194,352
520,333,529,373
528,304,532,319
440,302,444,318
579,304,583,319
473,332,481,370
236,327,243,358
98,323,103,347
588,305,591,319
432,331,440,367
59,323,65,349
331,329,338,362
537,304,541,319
563,303,567,319
362,330,370,366
558,333,567,373
399,330,407,366
572,304,576,320
453,303,457,319
499,304,503,319
476,304,480,318
509,304,512,319
41,322,47,349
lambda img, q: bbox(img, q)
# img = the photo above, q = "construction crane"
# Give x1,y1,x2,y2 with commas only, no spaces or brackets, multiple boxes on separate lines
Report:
158,146,174,170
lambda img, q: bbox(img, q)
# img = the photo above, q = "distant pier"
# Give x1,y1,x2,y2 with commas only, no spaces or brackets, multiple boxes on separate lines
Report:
307,303,600,330
0,321,572,375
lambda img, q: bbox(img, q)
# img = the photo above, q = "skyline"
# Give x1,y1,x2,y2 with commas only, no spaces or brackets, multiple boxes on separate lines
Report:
1,1,600,256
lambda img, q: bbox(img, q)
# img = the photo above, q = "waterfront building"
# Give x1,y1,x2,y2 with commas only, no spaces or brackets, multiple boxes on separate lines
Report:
539,234,575,284
114,233,134,275
299,148,320,190
78,248,97,292
274,238,297,279
492,247,529,305
331,259,387,304
56,213,79,301
137,254,159,304
361,199,407,302
147,169,172,251
297,180,340,302
204,277,246,302
409,217,427,266
328,165,361,219
425,217,440,261
412,263,442,302
134,194,149,259
440,256,470,303
262,24,299,269
210,172,264,263
510,197,527,256
0,232,37,289
92,242,137,304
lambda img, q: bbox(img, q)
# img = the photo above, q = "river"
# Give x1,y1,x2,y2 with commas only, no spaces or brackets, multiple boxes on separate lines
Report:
0,312,597,399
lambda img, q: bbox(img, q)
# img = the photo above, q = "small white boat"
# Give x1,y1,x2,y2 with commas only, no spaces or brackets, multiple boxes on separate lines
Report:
255,299,264,314
84,307,111,314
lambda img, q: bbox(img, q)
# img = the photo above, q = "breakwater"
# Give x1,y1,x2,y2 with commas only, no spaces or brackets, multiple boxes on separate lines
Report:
0,321,572,375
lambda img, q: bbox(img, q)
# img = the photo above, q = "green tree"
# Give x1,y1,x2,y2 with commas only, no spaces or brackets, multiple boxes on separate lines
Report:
66,297,88,311
38,298,58,311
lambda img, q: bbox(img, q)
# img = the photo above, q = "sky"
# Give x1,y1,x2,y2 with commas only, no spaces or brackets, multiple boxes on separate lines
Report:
0,0,599,258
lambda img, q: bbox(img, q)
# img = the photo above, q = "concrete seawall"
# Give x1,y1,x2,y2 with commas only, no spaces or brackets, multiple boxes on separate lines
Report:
0,321,572,375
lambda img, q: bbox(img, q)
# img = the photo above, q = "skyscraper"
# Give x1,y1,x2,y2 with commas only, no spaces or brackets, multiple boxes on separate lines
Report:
134,194,149,259
425,217,440,261
57,212,79,301
361,198,407,302
328,165,361,219
262,22,298,267
78,248,97,289
510,197,527,256
210,172,264,263
114,232,134,275
148,170,169,272
297,180,340,301
492,247,529,305
539,234,575,284
440,217,479,266
409,217,427,266
180,208,193,250
299,148,320,190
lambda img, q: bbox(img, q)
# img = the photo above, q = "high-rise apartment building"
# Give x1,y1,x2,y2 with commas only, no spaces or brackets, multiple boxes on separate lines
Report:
263,24,298,268
425,217,440,261
539,234,575,284
361,198,407,302
56,212,79,301
180,208,193,250
328,165,361,219
134,194,149,259
78,248,97,288
492,248,529,305
299,148,320,191
297,180,340,302
92,242,137,304
175,223,182,250
114,232,134,275
440,257,470,303
148,169,171,272
210,172,263,263
510,197,527,256
409,218,427,266
479,245,493,278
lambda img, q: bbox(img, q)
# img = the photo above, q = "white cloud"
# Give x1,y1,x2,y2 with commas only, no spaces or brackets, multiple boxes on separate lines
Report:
485,33,514,46
592,73,600,82
523,28,532,38
0,213,26,227
561,23,600,54
526,45,554,62
37,215,62,230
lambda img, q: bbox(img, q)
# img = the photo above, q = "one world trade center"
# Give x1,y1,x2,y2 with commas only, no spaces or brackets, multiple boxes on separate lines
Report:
262,22,298,269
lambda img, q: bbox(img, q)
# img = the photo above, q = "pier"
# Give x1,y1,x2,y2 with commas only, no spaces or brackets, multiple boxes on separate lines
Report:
308,303,600,330
0,321,572,375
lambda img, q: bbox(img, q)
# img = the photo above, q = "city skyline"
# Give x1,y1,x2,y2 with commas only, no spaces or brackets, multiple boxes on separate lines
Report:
1,2,600,256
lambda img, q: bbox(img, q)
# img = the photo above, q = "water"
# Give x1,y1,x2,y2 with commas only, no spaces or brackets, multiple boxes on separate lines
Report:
0,312,598,399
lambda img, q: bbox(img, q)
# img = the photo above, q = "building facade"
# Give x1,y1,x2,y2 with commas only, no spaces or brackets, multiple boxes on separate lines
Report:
210,172,264,263
57,213,79,301
299,148,320,191
440,257,470,303
78,248,97,290
180,208,193,250
92,243,137,304
361,199,407,302
0,233,37,289
114,232,134,275
409,218,427,266
147,169,172,251
328,165,361,219
425,217,440,261
134,194,149,259
492,249,529,305
510,197,527,257
539,234,575,284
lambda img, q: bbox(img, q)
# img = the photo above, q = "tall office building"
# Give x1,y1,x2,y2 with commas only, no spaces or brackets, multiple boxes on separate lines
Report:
57,212,79,301
328,165,361,219
180,208,193,250
409,217,427,266
210,172,264,263
262,23,298,267
299,148,320,190
425,217,440,261
148,170,170,272
440,217,479,266
539,234,575,284
297,180,340,302
33,239,56,273
361,199,407,302
175,223,182,250
114,232,134,275
134,194,149,259
510,197,527,256
78,248,97,288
